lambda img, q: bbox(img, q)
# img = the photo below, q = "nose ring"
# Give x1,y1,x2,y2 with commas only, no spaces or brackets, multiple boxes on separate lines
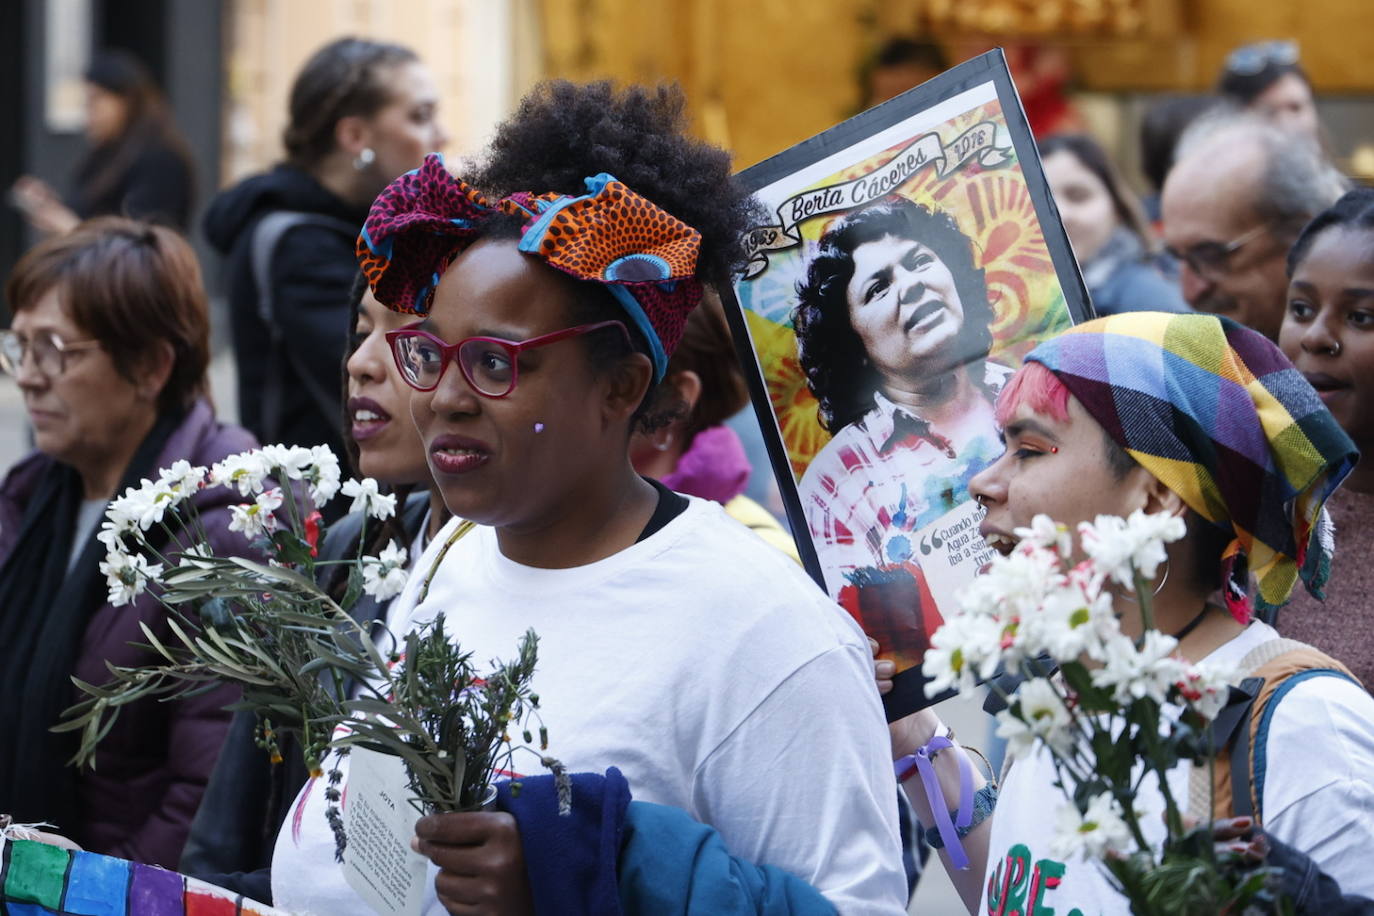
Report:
1331,340,1343,356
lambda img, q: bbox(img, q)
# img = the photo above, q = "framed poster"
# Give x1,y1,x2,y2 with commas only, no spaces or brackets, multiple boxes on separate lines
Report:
725,49,1092,718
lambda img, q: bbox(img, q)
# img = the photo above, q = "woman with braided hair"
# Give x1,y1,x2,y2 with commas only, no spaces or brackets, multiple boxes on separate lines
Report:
272,80,909,915
204,37,448,467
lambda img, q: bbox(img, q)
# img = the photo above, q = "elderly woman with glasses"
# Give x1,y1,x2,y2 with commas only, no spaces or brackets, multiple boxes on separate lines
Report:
0,217,258,867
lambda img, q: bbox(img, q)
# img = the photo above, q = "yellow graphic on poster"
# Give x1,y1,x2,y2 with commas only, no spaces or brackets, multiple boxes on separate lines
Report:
734,74,1083,680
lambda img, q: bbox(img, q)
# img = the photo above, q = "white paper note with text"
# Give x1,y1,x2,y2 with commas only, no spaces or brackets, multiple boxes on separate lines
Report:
343,746,430,916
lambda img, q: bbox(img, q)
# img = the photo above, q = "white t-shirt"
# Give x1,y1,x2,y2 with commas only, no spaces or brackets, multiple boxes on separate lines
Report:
981,621,1374,914
272,497,909,915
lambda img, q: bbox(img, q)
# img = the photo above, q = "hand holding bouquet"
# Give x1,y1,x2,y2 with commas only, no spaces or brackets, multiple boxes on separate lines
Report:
59,445,556,852
925,510,1282,914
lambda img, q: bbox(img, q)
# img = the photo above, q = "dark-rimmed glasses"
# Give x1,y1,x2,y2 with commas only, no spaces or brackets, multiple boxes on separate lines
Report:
386,321,630,397
1163,224,1271,281
0,329,101,377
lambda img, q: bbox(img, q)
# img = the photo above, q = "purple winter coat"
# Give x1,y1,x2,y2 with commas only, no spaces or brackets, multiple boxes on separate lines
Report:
0,399,258,867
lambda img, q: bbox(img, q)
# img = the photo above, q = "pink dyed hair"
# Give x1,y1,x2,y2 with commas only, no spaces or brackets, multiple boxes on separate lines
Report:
994,361,1071,427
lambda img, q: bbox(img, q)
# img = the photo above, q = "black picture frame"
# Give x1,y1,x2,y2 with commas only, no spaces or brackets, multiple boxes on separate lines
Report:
721,49,1093,719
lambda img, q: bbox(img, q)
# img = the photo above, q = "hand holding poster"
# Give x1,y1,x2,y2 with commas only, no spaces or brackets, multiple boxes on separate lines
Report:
725,50,1092,717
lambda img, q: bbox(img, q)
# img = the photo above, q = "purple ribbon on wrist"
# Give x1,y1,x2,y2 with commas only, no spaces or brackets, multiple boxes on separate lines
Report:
894,735,975,869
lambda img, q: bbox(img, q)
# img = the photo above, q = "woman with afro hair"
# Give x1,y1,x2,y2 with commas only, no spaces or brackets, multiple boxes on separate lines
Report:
269,81,909,915
793,197,1008,662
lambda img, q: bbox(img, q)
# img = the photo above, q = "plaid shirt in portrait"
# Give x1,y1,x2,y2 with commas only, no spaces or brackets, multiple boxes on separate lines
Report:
797,364,1010,599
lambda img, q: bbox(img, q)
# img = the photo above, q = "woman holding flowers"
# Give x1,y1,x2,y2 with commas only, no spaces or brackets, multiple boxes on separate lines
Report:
179,277,451,901
273,81,908,915
0,218,258,866
881,312,1374,912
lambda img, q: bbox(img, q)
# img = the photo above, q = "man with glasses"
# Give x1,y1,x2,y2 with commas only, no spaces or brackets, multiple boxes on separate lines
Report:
1161,113,1346,340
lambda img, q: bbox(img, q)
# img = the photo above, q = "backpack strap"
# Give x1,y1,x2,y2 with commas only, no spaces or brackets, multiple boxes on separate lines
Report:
249,210,358,444
1251,666,1360,814
1191,676,1265,821
1195,638,1364,825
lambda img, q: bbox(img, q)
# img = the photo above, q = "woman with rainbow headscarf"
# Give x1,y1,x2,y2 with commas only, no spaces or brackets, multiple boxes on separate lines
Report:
878,312,1374,912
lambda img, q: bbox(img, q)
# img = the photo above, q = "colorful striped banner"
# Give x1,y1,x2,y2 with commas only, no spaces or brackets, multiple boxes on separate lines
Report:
0,838,284,916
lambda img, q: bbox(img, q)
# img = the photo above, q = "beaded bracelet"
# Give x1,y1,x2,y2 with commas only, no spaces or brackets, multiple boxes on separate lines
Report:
925,784,998,849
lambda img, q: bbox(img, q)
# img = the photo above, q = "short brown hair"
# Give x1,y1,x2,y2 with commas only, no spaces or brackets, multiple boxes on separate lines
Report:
5,217,210,413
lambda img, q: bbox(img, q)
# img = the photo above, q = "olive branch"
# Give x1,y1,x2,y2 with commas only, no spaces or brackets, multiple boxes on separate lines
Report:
57,447,560,860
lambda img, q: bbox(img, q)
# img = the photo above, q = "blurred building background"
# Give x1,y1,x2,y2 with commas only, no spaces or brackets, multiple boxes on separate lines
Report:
6,0,1374,285
534,0,1374,176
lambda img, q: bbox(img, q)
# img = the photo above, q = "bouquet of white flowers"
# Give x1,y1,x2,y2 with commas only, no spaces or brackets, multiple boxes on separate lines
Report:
926,510,1281,914
58,445,555,857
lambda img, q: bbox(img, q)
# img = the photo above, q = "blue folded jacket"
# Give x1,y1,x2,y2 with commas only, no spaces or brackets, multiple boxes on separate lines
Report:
497,768,836,916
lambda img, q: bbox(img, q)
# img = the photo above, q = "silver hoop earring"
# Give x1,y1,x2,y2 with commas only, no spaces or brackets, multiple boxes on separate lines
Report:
1122,557,1170,602
353,148,376,171
1152,558,1170,596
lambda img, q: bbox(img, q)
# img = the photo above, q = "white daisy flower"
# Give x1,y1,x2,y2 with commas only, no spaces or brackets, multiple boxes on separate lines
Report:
1050,792,1134,860
1078,510,1186,590
341,478,396,521
360,539,410,601
307,445,342,506
227,487,284,540
99,551,164,607
210,452,272,497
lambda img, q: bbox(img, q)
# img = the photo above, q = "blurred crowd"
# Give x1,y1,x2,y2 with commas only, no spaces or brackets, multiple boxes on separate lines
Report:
1,30,1372,916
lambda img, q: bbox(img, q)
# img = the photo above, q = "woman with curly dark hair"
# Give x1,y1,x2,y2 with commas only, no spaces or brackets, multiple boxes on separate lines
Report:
793,198,1009,659
270,81,908,915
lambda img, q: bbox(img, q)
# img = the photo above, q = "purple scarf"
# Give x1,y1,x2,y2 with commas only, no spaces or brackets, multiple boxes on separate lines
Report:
660,425,752,505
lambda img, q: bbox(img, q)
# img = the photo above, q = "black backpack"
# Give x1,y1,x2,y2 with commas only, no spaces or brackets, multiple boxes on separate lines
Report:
248,210,357,444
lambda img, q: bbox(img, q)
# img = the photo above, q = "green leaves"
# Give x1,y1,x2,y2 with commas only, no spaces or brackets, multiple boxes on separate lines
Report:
59,577,547,818
64,453,551,828
270,529,317,570
330,618,547,813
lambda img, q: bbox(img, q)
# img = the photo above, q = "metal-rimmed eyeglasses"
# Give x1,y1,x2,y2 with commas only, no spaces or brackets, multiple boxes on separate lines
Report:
1163,223,1272,281
385,320,630,397
0,329,101,377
